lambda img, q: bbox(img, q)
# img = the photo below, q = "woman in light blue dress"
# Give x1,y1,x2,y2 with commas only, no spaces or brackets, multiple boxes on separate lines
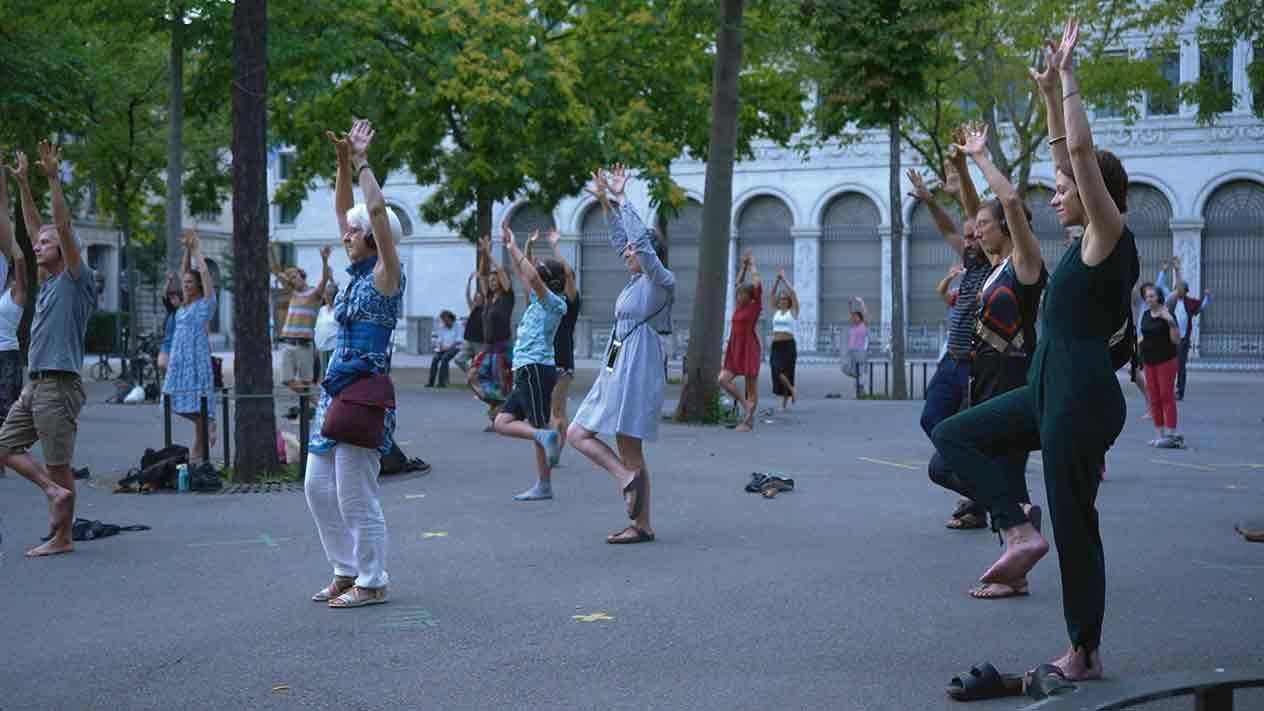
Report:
568,165,674,544
162,231,216,461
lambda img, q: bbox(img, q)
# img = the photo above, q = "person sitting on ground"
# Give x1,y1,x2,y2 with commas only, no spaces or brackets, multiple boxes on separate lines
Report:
427,310,462,388
162,230,218,462
768,268,799,410
494,226,569,502
1137,281,1182,448
270,240,333,412
718,249,762,432
0,141,97,557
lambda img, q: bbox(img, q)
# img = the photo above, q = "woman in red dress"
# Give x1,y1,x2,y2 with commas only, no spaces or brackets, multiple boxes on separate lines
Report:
718,249,762,432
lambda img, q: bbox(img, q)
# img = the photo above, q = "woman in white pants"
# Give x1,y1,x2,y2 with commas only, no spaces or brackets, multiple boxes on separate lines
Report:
305,119,405,608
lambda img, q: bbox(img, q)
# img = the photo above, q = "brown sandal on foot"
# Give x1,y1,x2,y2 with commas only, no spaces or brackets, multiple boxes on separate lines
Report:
969,579,1030,599
311,576,356,603
607,525,655,544
947,512,987,529
329,586,389,608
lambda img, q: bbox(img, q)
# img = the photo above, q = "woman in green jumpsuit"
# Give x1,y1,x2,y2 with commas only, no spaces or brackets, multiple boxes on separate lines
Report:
931,20,1139,680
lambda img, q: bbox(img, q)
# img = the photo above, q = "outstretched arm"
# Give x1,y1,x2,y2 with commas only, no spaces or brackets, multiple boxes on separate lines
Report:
465,272,477,311
546,228,577,301
35,141,80,278
502,223,548,301
938,264,964,304
959,123,1043,285
780,270,800,318
907,169,964,255
347,119,401,296
603,164,673,288
328,129,353,236
946,131,981,218
11,151,42,238
0,163,15,262
315,245,333,295
1032,40,1071,178
184,231,214,302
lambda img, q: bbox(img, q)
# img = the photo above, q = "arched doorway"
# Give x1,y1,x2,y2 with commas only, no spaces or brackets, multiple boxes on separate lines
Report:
907,201,961,355
578,202,623,355
663,199,702,344
820,193,881,353
736,196,793,343
1201,180,1264,360
1125,183,1174,282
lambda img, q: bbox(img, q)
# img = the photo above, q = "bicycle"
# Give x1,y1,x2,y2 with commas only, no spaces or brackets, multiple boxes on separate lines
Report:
91,351,114,381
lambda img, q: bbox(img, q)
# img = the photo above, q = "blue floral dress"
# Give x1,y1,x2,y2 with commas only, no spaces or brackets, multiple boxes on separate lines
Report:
162,293,216,418
309,257,404,456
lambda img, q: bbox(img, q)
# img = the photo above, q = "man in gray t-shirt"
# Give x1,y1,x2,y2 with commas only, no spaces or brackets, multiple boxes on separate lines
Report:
0,140,94,558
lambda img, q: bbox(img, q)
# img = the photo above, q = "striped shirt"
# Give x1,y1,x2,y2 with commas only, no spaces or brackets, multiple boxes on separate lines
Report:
946,255,990,358
280,287,322,341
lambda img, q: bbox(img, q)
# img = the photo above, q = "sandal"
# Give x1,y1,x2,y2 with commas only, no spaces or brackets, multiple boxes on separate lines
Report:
311,576,356,603
623,469,647,520
969,579,1029,599
946,512,987,530
328,586,388,608
1024,664,1077,700
946,662,1024,701
607,525,655,544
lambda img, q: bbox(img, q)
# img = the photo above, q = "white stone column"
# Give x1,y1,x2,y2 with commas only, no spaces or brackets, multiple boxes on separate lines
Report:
879,225,893,353
792,226,821,351
1170,217,1205,356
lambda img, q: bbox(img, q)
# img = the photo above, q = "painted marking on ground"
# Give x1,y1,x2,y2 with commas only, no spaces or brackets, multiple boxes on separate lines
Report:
380,606,439,629
857,457,918,471
421,531,448,539
188,535,291,548
404,494,426,500
1194,560,1264,572
573,611,614,623
1150,458,1215,471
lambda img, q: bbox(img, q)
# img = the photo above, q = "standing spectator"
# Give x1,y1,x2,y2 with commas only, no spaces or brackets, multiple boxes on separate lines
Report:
0,160,28,478
1138,282,1182,447
1,142,97,557
162,231,218,462
455,271,484,373
1157,256,1211,401
427,310,461,388
270,242,333,416
313,282,339,382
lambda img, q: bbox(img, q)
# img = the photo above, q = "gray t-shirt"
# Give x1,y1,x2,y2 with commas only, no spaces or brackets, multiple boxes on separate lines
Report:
30,265,97,373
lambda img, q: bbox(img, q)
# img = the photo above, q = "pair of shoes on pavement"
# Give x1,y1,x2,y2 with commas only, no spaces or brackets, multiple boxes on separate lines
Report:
744,472,795,496
1150,434,1185,449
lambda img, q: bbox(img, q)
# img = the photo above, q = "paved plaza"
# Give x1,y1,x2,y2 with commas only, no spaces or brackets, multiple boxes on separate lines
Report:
2,363,1262,710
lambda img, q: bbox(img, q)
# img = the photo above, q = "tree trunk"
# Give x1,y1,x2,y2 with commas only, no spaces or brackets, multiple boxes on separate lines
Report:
676,0,744,422
476,191,492,241
888,111,907,400
165,5,186,275
231,0,278,481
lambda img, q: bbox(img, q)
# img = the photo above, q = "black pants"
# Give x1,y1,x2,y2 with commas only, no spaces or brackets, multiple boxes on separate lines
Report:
428,346,459,387
770,339,796,396
1176,334,1190,398
928,354,1031,510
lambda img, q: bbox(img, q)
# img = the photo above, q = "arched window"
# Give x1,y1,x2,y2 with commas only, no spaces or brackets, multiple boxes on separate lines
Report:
663,199,703,336
907,200,961,345
1200,180,1264,360
387,204,414,238
1125,183,1173,280
820,193,881,349
578,202,620,345
736,195,794,285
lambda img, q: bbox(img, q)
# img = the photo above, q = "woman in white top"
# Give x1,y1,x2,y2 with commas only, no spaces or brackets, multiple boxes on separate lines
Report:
768,268,799,410
313,282,338,382
0,170,28,475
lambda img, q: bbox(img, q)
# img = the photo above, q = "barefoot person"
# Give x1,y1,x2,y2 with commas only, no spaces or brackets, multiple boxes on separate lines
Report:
305,120,405,608
162,231,218,462
494,226,569,501
568,165,673,544
933,22,1139,679
0,142,96,557
768,268,799,410
718,249,762,431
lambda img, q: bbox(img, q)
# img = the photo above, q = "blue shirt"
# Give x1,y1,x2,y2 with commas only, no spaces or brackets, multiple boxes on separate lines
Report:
512,289,567,367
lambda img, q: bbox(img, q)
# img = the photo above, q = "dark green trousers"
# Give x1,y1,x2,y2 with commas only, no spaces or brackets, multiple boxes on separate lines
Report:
932,383,1113,652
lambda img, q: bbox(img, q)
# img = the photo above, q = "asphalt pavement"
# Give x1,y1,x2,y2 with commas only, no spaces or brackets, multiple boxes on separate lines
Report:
2,364,1262,710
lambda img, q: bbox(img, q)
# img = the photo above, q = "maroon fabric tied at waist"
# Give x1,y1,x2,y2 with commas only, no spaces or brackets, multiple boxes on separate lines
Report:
319,374,396,450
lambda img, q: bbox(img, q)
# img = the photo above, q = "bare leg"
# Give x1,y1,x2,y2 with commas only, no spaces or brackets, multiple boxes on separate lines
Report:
980,522,1049,584
717,369,743,405
734,375,757,431
190,414,206,462
5,454,75,557
614,434,651,535
567,423,635,485
550,374,572,453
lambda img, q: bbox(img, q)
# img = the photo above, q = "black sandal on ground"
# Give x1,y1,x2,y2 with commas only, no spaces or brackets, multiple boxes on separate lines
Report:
946,662,1024,701
1023,664,1077,700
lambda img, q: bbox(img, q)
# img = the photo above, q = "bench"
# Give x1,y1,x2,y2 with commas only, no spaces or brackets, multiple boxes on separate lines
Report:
1022,668,1264,710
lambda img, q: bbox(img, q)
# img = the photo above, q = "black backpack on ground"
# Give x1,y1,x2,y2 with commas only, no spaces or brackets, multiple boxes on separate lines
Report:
118,445,190,490
189,461,222,492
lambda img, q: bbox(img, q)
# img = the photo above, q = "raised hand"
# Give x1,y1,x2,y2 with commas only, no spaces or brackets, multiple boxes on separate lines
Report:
1055,19,1079,72
1029,40,1060,93
181,228,198,251
906,168,932,201
527,229,540,246
36,140,61,179
348,119,374,162
947,263,965,279
777,267,786,281
477,233,491,254
584,170,608,198
320,245,333,262
326,130,351,163
606,163,629,196
546,227,561,247
960,121,989,156
500,222,515,248
10,151,28,183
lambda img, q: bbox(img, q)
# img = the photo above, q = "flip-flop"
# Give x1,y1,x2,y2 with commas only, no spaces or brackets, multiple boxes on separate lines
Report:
1024,664,1077,700
623,469,646,520
1235,522,1264,543
607,525,655,544
946,662,1024,701
969,579,1029,599
946,512,987,530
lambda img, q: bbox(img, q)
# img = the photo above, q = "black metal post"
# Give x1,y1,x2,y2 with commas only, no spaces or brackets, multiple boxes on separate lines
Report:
298,393,309,477
867,361,873,395
884,361,889,397
199,396,210,464
163,394,172,448
221,389,231,467
922,362,929,399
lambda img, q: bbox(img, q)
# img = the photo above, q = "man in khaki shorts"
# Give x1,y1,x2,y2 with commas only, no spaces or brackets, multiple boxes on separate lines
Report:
2,141,96,557
271,244,331,417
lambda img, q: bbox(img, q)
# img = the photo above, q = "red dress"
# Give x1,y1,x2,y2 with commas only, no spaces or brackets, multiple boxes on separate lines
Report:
723,283,762,376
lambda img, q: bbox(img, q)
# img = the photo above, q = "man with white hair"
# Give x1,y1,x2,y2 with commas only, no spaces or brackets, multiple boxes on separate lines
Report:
2,140,96,557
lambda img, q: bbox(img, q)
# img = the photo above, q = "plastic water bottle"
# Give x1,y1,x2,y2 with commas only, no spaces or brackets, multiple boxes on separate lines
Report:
177,464,190,493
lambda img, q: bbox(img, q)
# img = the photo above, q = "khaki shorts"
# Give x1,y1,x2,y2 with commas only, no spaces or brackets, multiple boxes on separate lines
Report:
0,375,86,467
280,341,315,383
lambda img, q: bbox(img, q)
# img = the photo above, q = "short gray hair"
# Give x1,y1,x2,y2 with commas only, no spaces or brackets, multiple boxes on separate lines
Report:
344,203,402,245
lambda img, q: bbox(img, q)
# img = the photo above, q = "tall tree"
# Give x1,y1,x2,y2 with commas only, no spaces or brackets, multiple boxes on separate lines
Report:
807,0,964,400
676,0,746,421
231,0,277,480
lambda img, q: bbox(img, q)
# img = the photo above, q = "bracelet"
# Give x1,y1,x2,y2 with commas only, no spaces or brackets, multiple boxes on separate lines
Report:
1048,136,1066,146
1062,90,1080,102
355,162,370,175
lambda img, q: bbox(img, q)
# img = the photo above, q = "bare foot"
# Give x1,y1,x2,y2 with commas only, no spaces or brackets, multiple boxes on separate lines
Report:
733,423,752,432
980,523,1048,584
969,579,1029,599
26,538,73,557
1051,648,1103,681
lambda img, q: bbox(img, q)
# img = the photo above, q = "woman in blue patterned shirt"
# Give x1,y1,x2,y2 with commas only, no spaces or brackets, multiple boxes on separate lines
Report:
305,119,405,609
